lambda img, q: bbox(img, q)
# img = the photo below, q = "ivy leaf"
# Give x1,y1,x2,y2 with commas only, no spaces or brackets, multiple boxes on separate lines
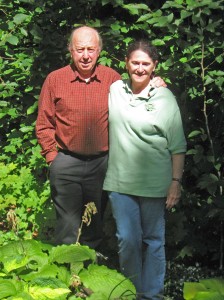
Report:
101,0,110,5
20,27,28,36
0,101,8,107
98,56,112,67
181,10,192,19
177,245,194,259
152,13,174,27
204,76,214,85
162,2,184,9
122,3,148,15
137,13,151,23
188,130,202,138
20,126,34,133
152,39,165,46
13,13,28,25
27,102,38,115
7,108,18,118
111,23,120,30
215,55,223,63
197,173,219,195
30,24,43,41
6,35,19,45
4,69,14,75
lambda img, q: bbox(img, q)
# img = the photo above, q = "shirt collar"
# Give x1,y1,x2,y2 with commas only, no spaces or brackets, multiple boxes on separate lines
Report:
70,63,101,83
123,79,157,99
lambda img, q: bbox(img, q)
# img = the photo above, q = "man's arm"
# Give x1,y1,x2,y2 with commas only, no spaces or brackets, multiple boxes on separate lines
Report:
150,76,167,88
35,76,58,164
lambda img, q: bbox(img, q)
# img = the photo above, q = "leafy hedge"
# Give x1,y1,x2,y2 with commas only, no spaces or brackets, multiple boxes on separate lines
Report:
0,0,224,270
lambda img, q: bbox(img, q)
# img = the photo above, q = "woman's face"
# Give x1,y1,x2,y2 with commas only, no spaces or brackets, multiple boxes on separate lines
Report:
126,50,157,91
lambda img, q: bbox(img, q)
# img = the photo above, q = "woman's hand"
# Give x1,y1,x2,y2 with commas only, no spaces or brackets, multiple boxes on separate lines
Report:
166,153,185,209
166,181,181,209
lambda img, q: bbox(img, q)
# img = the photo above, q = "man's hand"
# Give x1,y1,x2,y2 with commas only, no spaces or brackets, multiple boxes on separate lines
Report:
150,76,167,88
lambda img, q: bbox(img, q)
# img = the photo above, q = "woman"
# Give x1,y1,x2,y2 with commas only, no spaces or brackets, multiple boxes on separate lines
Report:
103,40,186,299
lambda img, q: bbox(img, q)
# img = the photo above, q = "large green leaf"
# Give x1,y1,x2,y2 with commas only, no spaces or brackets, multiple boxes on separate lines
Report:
184,278,224,300
193,291,224,300
7,292,34,300
80,264,136,299
3,254,30,273
0,279,24,299
49,244,96,264
0,280,17,299
20,264,62,281
0,240,50,273
184,282,207,299
28,277,71,300
200,278,224,295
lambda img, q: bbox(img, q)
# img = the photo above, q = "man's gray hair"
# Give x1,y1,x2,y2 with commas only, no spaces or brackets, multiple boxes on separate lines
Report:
68,26,103,51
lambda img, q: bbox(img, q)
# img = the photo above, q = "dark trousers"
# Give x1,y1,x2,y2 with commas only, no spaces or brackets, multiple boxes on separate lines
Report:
49,150,108,248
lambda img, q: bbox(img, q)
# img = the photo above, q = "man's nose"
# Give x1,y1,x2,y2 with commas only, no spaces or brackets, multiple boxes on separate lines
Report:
83,49,89,58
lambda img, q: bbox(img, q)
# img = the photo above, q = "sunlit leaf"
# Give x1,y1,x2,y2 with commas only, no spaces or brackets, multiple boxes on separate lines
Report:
6,35,19,45
13,13,28,24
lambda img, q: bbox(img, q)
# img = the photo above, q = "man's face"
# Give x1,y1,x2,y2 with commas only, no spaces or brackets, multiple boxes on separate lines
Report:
70,28,101,79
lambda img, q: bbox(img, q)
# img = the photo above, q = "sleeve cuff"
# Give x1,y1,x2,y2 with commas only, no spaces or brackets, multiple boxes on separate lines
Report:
46,151,58,164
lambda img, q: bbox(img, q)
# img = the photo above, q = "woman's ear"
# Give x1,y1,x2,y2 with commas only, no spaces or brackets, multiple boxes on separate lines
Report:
125,57,128,69
154,60,158,71
153,60,158,71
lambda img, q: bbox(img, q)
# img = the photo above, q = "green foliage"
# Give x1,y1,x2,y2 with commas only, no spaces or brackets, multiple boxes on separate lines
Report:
0,0,224,273
0,161,50,243
183,278,224,300
0,240,136,299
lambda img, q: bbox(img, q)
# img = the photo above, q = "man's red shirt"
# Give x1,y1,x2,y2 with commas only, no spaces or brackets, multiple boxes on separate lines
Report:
36,64,121,163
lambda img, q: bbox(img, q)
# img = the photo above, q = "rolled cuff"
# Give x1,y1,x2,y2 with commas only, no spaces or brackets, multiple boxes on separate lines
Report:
45,151,58,164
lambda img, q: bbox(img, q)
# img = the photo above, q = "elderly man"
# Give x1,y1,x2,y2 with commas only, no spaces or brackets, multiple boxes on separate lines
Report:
36,26,165,248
